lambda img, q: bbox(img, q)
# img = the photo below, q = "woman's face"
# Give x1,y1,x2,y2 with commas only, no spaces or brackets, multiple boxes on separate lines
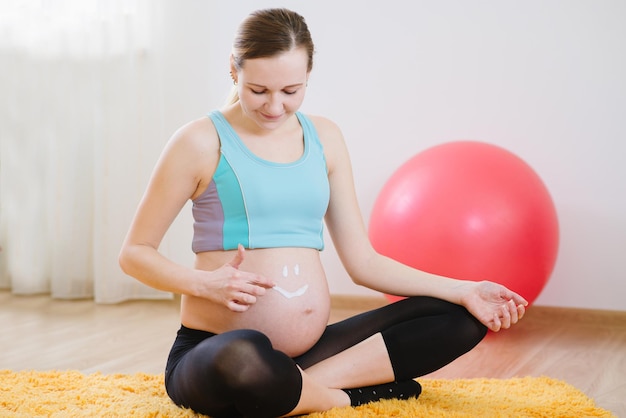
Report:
233,48,309,131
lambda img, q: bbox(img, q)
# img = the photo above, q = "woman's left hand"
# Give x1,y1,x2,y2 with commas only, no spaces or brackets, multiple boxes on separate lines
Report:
459,281,528,332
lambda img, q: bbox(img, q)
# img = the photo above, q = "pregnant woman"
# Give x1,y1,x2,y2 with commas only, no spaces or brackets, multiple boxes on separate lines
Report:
119,8,527,418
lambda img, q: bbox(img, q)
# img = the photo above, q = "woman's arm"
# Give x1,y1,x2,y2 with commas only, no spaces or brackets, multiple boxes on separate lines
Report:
315,116,526,331
119,118,217,296
118,118,274,311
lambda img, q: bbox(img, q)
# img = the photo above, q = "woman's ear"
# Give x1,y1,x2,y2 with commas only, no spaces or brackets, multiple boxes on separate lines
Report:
229,55,238,85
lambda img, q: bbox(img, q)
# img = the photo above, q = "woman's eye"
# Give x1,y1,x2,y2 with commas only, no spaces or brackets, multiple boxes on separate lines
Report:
250,89,297,95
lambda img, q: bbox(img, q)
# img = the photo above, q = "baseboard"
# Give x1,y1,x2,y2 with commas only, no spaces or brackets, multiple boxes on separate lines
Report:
527,304,626,327
330,294,389,311
330,294,626,328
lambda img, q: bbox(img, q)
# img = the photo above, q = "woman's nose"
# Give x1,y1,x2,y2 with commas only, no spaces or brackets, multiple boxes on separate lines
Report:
266,93,283,114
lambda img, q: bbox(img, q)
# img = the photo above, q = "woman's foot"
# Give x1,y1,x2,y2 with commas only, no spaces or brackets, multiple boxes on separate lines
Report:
342,380,422,406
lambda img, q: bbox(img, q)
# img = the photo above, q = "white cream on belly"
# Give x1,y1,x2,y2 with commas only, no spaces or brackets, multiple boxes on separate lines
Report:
272,263,309,299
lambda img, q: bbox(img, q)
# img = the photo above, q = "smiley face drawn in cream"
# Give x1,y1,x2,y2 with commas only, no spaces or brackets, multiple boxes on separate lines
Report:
273,284,309,299
273,264,308,299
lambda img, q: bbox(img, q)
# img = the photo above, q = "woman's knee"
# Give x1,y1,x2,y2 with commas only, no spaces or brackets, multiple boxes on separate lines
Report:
447,303,488,349
403,296,487,345
212,330,303,416
212,330,290,387
167,329,303,417
212,330,273,373
381,297,488,379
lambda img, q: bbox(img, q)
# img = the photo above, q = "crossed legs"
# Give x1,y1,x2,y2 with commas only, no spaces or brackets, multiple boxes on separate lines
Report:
165,297,487,417
290,333,394,416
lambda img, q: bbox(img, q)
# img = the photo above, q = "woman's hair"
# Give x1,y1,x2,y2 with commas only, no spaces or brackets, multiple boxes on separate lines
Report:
227,8,315,104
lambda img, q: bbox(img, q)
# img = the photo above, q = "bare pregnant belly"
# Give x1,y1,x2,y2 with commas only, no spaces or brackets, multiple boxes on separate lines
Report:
181,248,331,357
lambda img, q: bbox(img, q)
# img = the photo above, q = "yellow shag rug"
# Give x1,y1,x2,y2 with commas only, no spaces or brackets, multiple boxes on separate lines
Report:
0,370,615,418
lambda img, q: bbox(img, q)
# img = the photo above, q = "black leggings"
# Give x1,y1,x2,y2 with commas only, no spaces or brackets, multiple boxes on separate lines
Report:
165,296,487,418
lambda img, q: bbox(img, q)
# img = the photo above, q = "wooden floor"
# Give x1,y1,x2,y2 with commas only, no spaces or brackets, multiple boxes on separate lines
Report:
1,290,624,416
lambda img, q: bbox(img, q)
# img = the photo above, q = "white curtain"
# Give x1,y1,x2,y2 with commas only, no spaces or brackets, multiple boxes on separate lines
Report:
0,0,194,303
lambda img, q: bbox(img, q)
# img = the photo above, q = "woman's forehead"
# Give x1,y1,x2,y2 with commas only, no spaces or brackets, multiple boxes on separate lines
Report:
239,49,309,85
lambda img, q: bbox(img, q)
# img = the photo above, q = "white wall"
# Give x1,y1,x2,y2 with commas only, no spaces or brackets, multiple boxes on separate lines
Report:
164,1,626,310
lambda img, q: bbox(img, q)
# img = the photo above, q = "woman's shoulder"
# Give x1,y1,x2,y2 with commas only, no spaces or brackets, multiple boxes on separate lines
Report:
302,114,350,172
158,115,221,192
302,114,344,145
169,115,219,152
303,113,340,132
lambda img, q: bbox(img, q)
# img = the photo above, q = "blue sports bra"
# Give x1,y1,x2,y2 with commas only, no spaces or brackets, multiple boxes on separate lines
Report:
191,111,330,252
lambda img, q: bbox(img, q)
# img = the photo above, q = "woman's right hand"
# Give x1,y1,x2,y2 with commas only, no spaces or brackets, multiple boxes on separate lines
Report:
204,244,276,312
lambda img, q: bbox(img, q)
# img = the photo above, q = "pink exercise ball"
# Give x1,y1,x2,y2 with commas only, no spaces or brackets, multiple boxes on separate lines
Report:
369,141,559,305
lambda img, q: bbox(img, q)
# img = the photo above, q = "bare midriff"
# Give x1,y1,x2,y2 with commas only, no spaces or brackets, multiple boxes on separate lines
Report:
181,247,331,357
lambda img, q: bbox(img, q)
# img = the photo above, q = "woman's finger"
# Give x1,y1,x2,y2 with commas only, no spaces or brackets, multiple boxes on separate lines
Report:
508,299,519,324
491,312,502,332
500,304,512,329
227,244,246,270
227,299,249,312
